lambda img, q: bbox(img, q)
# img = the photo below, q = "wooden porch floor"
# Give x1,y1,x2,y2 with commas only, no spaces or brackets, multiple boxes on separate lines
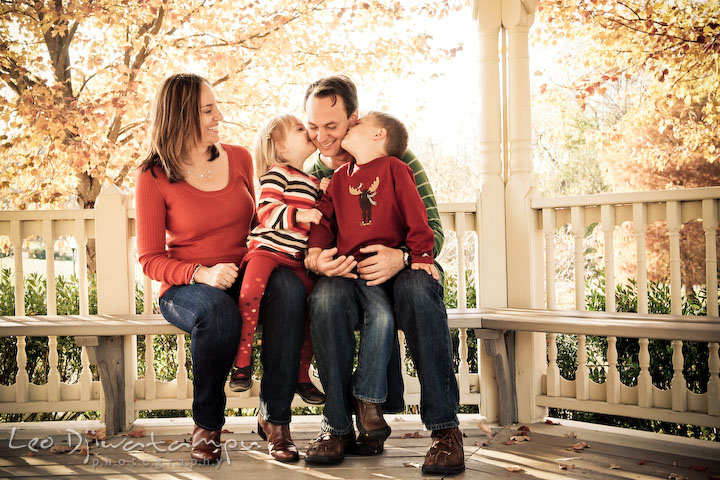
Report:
1,415,718,479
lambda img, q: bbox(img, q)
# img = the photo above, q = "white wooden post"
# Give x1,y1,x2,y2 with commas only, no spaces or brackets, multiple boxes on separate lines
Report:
474,0,505,423
94,184,137,433
703,199,719,415
503,0,544,424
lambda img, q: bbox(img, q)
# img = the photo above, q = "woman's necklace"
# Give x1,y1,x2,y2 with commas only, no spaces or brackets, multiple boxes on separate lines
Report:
185,159,213,179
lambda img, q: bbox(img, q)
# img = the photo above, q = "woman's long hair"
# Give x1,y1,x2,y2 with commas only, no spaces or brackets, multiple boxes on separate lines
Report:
140,73,218,182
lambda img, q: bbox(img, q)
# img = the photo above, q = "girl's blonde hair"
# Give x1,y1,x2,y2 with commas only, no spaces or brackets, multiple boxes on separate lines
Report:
254,114,299,177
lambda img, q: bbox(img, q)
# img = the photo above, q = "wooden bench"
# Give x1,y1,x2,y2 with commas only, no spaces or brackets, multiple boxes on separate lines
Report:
3,309,719,432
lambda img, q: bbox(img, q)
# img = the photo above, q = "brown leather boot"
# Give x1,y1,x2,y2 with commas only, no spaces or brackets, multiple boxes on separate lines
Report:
191,424,222,463
351,396,391,440
348,435,385,456
422,427,465,475
305,431,356,464
257,416,299,462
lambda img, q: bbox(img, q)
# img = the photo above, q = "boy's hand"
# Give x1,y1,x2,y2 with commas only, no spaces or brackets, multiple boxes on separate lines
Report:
411,262,439,280
296,208,322,225
319,177,330,193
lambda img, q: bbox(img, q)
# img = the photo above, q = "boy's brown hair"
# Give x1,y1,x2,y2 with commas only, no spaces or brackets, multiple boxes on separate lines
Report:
366,111,408,159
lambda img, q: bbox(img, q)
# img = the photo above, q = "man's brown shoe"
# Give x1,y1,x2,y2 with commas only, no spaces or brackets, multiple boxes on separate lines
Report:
348,435,385,456
305,431,356,464
351,397,391,440
422,427,465,475
257,416,299,463
191,424,222,463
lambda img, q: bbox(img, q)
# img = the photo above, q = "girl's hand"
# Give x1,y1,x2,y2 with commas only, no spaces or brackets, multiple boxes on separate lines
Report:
296,208,322,225
193,263,239,290
411,262,439,280
319,177,330,193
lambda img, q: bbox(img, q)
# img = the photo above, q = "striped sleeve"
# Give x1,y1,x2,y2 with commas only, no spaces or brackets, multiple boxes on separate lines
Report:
401,150,444,258
257,169,297,230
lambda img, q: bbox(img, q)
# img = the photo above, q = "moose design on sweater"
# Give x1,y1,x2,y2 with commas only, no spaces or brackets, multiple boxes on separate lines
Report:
349,176,380,225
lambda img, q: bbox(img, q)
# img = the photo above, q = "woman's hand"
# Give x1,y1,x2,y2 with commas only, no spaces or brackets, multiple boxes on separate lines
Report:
296,208,322,225
193,263,239,290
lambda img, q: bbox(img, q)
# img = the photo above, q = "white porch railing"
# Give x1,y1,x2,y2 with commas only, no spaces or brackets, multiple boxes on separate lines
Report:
1,186,718,430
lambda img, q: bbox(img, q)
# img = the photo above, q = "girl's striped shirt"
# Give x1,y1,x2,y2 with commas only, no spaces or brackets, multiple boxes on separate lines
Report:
247,164,320,259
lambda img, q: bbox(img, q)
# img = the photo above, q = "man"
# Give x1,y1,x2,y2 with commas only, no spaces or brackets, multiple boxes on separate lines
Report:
302,75,465,475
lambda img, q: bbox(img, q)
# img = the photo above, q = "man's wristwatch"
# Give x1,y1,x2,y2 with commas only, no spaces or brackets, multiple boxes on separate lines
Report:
401,248,411,268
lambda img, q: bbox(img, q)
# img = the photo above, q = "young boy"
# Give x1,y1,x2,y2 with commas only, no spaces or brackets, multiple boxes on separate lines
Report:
306,111,437,453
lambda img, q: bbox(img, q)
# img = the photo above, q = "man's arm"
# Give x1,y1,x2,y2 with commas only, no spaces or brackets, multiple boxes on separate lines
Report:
401,149,444,258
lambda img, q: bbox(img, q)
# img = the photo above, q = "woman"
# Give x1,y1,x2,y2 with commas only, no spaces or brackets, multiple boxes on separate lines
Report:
136,73,305,463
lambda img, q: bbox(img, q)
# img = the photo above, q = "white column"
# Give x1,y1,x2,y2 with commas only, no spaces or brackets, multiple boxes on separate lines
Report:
502,0,543,424
474,0,505,424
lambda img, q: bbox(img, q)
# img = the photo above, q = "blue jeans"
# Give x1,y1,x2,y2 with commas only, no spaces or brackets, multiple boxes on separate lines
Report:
310,269,459,434
257,267,307,424
309,277,395,435
159,283,242,431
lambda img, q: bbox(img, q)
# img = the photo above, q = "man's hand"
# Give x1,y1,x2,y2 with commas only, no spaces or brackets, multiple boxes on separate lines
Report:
305,247,357,278
356,244,404,286
194,263,239,290
411,262,439,280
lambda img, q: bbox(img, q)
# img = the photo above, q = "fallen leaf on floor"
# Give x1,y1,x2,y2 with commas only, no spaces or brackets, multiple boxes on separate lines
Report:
502,440,515,445
564,432,577,439
25,452,35,457
558,464,575,470
77,447,89,456
400,431,422,439
668,474,688,480
125,428,146,438
505,465,524,472
85,429,106,440
403,462,422,468
638,460,647,465
393,416,405,422
517,425,531,433
163,439,175,445
50,445,72,454
609,464,622,470
221,429,233,434
478,423,493,437
510,435,530,442
475,441,489,447
690,465,707,472
566,441,590,451
545,419,560,425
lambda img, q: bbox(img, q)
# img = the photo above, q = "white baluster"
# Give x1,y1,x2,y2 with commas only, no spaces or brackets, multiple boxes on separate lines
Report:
571,207,585,311
601,205,616,313
542,209,556,309
702,199,718,318
43,220,56,315
456,212,467,310
80,345,92,401
177,334,188,399
606,336,620,404
633,204,648,314
16,336,29,402
10,220,24,316
638,338,652,407
708,343,719,416
145,334,156,400
671,340,687,411
74,220,89,315
48,336,60,402
547,333,559,396
457,328,470,395
143,275,153,315
667,202,682,316
576,335,589,400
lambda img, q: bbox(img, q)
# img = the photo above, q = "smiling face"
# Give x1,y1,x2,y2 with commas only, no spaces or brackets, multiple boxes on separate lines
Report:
305,95,357,163
198,82,223,147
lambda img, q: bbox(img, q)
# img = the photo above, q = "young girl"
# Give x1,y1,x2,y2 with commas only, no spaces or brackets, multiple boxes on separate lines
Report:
229,114,325,405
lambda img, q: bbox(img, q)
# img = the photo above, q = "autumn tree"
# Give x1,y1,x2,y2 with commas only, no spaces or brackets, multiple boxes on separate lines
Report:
0,0,463,212
532,0,720,287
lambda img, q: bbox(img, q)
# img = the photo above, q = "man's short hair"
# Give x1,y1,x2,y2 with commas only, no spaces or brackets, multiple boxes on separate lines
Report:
367,111,408,159
304,75,358,118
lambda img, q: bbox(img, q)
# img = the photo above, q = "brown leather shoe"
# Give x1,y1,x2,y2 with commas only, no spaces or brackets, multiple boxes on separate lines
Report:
351,397,391,440
191,424,222,463
422,427,465,475
348,435,385,456
305,431,356,464
257,416,299,462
